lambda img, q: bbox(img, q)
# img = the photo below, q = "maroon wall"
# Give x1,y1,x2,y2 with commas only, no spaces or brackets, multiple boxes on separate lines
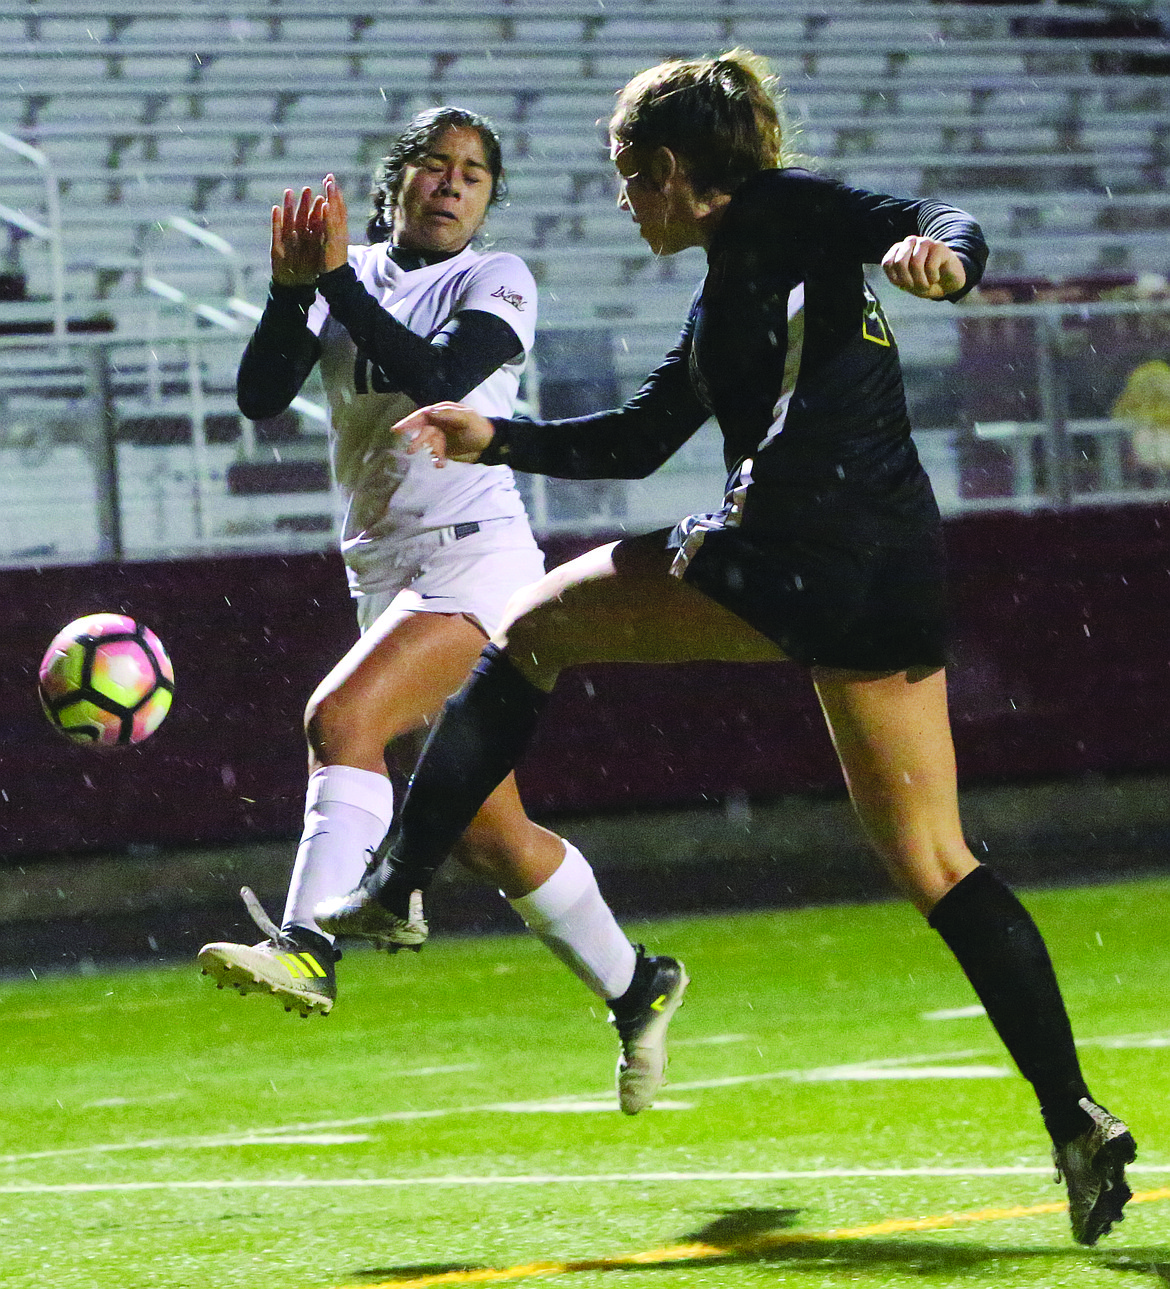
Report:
2,504,1169,859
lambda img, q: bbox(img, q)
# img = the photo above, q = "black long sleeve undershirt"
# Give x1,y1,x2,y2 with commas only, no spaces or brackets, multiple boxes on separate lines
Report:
236,283,320,421
316,263,523,405
480,308,710,480
480,180,986,483
880,196,988,303
236,267,523,422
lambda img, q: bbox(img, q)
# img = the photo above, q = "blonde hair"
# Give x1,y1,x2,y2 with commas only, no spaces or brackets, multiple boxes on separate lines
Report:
610,49,797,195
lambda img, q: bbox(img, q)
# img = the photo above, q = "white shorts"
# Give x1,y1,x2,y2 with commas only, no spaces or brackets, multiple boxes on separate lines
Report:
352,515,546,638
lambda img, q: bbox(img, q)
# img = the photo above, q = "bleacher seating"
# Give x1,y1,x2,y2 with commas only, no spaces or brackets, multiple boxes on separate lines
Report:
2,1,1169,557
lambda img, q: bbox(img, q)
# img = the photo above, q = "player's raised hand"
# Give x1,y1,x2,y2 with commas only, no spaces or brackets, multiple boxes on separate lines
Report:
321,174,350,274
271,186,325,287
881,235,966,300
396,403,496,467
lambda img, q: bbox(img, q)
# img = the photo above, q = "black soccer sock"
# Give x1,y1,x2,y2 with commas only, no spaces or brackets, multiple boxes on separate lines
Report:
928,865,1093,1147
365,644,550,905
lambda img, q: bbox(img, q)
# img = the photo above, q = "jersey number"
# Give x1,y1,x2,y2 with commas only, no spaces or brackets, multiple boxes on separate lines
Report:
353,353,400,395
862,287,893,348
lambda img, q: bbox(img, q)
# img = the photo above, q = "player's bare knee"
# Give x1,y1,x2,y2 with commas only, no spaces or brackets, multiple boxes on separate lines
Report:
305,686,363,761
304,701,334,761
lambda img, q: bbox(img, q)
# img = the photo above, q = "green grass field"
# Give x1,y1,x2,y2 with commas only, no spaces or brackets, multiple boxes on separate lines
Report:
2,876,1169,1289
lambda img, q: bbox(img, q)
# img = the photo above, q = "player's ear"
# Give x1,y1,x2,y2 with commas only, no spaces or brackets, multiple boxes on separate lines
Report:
647,146,680,192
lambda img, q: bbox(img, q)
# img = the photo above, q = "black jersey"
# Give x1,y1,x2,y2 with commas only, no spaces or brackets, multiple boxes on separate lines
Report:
481,169,987,667
483,168,986,547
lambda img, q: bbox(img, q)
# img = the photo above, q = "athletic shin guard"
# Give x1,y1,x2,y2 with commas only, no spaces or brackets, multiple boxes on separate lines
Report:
929,865,1092,1145
283,765,395,939
509,842,637,1000
366,644,549,904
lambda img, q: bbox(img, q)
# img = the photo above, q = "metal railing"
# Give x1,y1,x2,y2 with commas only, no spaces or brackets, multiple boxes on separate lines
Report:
925,295,1170,513
0,131,64,338
1,294,1169,568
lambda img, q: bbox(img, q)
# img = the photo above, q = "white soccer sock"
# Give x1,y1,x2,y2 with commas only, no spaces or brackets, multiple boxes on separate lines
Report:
282,765,396,941
508,842,637,1000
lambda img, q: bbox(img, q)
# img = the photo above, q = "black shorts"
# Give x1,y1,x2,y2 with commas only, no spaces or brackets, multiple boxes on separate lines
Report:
673,522,949,671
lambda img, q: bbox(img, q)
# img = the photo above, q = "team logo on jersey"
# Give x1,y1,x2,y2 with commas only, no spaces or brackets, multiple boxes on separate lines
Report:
862,285,892,348
490,285,527,311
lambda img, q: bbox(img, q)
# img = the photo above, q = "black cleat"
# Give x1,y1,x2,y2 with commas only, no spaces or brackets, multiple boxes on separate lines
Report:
1054,1097,1136,1245
607,945,689,1115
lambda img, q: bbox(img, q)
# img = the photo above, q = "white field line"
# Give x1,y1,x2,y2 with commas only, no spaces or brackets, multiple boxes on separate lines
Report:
665,1048,1005,1092
476,1100,693,1113
0,1050,996,1168
0,1101,688,1166
5,1163,1170,1195
3,1034,1162,1170
1080,1031,1170,1049
210,1134,373,1146
84,1091,185,1108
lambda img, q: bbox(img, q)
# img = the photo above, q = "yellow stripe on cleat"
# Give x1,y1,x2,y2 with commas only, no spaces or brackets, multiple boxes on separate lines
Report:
278,954,306,978
299,953,328,978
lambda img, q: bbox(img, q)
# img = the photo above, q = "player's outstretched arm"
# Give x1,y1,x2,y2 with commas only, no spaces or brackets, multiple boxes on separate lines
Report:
237,186,325,421
397,403,496,466
881,235,966,300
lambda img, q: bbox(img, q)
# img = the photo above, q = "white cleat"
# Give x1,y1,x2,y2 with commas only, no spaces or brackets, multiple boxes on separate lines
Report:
314,886,428,953
197,887,337,1018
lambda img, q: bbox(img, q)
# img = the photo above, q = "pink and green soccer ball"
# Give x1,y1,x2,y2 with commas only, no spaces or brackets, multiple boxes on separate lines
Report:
38,613,175,748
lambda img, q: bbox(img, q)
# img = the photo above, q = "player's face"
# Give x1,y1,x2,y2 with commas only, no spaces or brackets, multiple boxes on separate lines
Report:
611,141,693,256
392,126,494,255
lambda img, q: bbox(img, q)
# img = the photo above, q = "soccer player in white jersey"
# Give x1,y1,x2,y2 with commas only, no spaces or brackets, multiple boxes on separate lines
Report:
197,107,685,1114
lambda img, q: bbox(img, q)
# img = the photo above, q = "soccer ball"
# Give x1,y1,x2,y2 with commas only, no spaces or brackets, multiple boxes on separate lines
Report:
38,613,175,748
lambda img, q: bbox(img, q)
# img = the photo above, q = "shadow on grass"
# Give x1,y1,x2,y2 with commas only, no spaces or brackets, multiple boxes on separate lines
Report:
347,1266,482,1283
346,1208,805,1283
345,1203,1170,1284
1102,1256,1170,1283
683,1206,803,1243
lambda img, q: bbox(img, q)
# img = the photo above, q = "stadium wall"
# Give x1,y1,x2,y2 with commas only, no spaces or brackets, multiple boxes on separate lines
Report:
2,503,1170,861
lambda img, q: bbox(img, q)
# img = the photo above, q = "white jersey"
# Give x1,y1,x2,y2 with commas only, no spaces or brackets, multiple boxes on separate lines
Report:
306,241,538,597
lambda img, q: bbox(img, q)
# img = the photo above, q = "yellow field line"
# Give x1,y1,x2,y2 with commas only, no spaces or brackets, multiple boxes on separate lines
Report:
341,1186,1170,1289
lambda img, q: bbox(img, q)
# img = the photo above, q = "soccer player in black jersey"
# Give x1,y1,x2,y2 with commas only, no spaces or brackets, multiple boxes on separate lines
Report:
318,53,1136,1244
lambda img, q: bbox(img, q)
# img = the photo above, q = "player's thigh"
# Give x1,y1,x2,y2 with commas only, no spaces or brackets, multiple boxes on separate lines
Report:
311,521,542,741
499,529,786,681
309,600,487,740
812,665,977,908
